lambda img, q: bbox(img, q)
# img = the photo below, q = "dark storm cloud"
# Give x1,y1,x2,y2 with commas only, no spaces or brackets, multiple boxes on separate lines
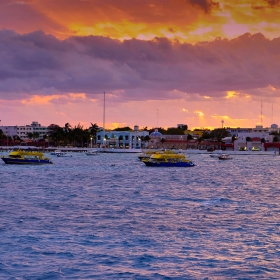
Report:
0,30,280,101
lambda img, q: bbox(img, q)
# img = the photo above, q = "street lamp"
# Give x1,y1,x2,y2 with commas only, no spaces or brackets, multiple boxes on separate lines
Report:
90,137,93,149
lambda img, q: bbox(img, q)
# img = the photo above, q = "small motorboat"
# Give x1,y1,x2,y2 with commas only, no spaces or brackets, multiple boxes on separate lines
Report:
56,152,72,157
210,153,222,158
85,150,99,156
218,154,233,160
50,149,62,155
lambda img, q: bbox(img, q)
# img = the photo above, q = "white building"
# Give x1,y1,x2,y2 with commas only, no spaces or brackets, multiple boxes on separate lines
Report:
0,121,49,140
96,125,149,149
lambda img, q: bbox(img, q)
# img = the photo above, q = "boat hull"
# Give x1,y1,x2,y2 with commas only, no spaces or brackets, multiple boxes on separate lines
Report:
1,157,53,164
144,161,195,167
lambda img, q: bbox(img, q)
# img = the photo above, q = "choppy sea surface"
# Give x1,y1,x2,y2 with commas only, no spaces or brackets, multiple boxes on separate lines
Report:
1,152,280,279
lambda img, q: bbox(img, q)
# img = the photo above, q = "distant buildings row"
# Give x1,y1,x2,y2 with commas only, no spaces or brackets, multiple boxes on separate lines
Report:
1,121,280,152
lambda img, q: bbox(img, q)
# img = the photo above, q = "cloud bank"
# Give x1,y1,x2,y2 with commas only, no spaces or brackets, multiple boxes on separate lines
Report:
0,30,280,102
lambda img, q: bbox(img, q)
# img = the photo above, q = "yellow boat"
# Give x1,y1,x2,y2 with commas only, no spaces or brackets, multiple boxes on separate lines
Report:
142,150,195,167
1,149,53,164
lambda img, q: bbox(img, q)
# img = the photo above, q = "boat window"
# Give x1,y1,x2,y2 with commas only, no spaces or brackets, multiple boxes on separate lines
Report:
9,155,22,158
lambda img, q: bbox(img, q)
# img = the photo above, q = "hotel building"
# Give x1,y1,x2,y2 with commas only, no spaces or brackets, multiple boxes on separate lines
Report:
0,121,49,140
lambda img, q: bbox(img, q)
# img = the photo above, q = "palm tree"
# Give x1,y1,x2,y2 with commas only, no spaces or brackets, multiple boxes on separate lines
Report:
27,132,34,141
272,136,279,154
246,136,252,150
64,122,72,133
89,123,99,144
197,137,203,149
13,135,21,141
144,135,151,142
232,135,237,150
144,135,151,148
33,132,40,141
187,134,193,141
160,138,166,148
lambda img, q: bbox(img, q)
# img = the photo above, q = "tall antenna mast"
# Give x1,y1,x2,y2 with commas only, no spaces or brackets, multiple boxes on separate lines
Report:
157,109,158,128
221,119,224,128
272,103,273,124
103,92,105,146
261,98,263,127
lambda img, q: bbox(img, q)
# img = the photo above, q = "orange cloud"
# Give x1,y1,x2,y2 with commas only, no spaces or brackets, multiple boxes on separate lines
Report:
1,0,279,43
21,93,89,105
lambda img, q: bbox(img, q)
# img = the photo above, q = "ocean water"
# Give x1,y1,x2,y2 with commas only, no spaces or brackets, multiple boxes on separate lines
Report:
0,152,280,279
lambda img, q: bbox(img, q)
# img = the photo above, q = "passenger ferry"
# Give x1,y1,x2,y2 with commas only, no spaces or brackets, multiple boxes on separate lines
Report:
1,149,53,164
138,149,184,160
142,151,195,167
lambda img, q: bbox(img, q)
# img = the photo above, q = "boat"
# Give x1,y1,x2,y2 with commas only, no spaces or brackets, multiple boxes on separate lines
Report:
218,154,233,160
210,153,221,158
138,149,184,160
209,150,224,157
56,152,72,157
50,149,63,155
1,149,53,164
85,150,99,156
142,151,195,167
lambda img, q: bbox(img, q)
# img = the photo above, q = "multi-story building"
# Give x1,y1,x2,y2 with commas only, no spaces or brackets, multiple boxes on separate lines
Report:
221,124,279,151
96,125,149,149
0,121,49,140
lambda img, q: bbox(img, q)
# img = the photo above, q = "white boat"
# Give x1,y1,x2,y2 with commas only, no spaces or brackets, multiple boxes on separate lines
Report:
218,154,233,160
86,150,99,156
210,153,222,158
56,152,72,157
210,150,224,157
50,149,62,155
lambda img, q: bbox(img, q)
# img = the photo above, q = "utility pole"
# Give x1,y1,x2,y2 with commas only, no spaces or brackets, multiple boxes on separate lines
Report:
157,109,158,128
261,98,263,127
103,92,105,147
272,103,273,124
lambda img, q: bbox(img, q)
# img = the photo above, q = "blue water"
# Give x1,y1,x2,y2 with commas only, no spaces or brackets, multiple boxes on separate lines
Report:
1,153,280,279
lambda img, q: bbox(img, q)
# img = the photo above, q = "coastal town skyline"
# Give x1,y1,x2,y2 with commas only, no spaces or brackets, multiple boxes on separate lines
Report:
0,0,280,129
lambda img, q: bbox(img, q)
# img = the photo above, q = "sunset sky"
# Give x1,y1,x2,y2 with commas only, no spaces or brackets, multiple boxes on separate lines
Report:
0,0,280,130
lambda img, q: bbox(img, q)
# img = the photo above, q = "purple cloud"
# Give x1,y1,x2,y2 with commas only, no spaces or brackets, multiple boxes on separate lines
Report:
0,30,280,102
